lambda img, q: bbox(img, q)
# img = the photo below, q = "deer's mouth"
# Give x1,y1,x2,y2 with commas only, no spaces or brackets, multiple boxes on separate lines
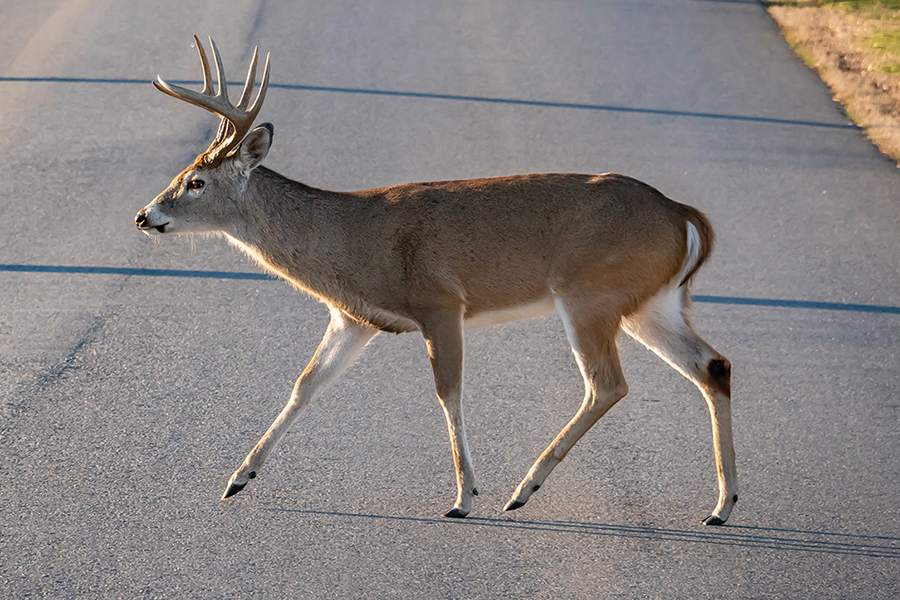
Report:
137,222,170,235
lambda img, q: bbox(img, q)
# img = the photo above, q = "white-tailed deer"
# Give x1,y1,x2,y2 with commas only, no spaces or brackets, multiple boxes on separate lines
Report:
136,37,737,524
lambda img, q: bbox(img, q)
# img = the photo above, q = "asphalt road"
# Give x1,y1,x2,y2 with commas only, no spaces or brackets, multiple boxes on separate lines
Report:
2,0,899,598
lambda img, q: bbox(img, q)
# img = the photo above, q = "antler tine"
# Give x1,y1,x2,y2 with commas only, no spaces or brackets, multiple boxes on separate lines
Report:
207,37,229,104
236,46,259,110
246,52,271,118
193,34,215,95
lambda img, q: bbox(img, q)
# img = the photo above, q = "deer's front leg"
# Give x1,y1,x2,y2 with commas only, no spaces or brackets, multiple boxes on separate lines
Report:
222,308,378,499
420,309,477,518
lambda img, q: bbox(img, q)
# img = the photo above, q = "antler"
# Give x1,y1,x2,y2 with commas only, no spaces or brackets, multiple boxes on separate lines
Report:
153,35,271,164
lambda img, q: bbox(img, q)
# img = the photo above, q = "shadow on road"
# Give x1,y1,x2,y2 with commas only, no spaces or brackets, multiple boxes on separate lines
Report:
265,507,900,559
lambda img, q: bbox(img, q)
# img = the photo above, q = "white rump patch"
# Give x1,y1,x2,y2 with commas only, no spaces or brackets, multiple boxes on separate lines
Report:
676,221,702,287
625,285,687,336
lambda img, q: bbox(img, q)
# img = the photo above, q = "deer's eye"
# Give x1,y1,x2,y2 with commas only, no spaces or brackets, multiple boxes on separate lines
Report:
187,179,205,190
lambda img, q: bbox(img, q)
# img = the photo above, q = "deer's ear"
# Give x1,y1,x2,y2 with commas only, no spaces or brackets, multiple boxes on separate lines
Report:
235,123,274,172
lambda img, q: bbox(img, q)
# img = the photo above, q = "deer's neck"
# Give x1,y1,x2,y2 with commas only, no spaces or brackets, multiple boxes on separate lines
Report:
222,166,358,304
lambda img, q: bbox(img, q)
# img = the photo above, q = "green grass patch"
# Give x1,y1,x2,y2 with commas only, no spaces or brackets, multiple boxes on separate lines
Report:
866,30,900,54
764,1,900,11
821,1,900,10
864,21,900,72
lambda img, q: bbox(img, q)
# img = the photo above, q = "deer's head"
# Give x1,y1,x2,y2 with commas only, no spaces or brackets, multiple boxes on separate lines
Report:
135,36,272,235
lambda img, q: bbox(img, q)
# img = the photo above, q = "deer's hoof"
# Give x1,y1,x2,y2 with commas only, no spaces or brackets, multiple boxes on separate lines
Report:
503,499,526,512
221,481,247,500
701,515,726,526
442,507,469,518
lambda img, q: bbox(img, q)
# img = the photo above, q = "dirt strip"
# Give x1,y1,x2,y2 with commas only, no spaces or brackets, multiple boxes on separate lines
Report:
768,3,900,164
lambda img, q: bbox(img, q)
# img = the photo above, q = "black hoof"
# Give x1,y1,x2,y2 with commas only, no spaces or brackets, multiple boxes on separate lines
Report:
503,499,526,512
443,508,469,518
221,481,247,500
702,515,725,526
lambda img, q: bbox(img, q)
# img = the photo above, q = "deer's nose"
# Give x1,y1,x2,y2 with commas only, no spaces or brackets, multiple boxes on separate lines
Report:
135,210,148,228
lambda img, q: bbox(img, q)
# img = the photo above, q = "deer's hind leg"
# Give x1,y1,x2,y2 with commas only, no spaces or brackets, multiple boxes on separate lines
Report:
620,285,737,525
504,297,629,512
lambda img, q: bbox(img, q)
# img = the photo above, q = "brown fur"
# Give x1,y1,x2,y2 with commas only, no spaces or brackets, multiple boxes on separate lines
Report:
225,169,704,331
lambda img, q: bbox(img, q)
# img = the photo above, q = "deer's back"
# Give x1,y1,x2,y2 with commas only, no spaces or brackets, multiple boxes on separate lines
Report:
336,172,695,320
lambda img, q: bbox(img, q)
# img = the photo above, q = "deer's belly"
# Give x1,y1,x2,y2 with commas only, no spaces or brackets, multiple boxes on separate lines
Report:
463,296,555,330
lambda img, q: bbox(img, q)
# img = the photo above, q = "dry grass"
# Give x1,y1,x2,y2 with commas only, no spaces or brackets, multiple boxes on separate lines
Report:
767,1,900,163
